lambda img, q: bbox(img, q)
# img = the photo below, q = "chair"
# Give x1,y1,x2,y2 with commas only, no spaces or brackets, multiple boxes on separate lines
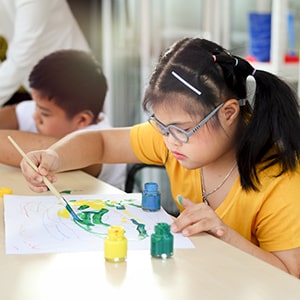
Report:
125,163,179,217
125,163,164,193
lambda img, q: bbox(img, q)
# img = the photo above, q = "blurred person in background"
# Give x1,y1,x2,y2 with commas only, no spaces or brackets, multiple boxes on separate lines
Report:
0,0,90,106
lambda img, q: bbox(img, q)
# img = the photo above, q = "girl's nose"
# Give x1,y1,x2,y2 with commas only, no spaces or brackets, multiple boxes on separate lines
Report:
165,133,183,146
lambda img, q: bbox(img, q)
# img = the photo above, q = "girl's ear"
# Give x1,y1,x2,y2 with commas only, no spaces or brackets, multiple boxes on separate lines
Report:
220,99,240,125
74,110,94,129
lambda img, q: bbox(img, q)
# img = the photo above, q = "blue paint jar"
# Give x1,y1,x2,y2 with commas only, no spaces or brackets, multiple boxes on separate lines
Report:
142,182,161,211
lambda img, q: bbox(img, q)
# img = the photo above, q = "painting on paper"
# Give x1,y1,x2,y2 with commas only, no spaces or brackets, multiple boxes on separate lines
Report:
4,193,194,254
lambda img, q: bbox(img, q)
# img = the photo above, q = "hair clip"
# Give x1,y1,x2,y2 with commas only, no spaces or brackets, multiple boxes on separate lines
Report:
234,57,238,67
171,71,202,95
252,68,256,76
212,55,216,62
238,99,246,106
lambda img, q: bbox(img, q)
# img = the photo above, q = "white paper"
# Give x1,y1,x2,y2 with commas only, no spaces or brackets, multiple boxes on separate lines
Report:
4,193,194,254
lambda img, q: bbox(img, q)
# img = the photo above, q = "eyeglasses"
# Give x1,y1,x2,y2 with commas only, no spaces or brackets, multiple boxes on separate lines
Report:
148,102,224,143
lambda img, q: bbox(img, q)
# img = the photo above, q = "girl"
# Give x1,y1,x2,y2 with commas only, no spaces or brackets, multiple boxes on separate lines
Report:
20,38,300,277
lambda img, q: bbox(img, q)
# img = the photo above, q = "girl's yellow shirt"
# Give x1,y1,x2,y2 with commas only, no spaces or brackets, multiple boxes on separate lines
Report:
130,122,300,252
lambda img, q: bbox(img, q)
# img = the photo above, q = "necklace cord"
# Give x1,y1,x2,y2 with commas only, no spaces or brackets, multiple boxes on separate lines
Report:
201,162,237,205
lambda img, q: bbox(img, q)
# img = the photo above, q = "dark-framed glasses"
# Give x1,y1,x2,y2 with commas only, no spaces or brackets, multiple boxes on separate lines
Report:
148,102,224,143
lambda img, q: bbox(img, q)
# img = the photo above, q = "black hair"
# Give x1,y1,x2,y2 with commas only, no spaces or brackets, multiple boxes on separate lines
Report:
143,38,300,191
29,49,107,121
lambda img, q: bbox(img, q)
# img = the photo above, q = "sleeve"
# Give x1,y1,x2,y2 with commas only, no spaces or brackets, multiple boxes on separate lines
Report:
255,171,300,252
15,100,37,132
0,0,51,105
129,122,169,165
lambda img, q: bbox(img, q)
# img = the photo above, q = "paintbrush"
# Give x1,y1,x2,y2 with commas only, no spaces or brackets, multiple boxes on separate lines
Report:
8,136,82,222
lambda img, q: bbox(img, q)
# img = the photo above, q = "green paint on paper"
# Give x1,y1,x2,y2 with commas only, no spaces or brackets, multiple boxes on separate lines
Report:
57,198,147,239
78,204,89,210
131,218,148,239
60,190,72,194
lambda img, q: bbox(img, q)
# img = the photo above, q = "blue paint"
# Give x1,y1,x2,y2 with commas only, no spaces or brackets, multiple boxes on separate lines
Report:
65,203,82,222
142,182,161,211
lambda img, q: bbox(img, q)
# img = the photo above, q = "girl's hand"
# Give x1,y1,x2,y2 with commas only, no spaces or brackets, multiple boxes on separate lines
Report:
171,195,229,239
20,149,59,192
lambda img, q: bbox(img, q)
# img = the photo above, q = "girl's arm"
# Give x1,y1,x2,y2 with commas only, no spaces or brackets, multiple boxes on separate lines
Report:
50,127,139,169
171,197,300,278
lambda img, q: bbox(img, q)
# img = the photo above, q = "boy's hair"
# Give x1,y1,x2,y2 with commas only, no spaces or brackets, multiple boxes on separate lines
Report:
29,49,107,121
143,38,300,191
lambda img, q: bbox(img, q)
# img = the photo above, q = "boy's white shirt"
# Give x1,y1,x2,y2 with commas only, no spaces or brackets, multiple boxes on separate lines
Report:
16,101,126,190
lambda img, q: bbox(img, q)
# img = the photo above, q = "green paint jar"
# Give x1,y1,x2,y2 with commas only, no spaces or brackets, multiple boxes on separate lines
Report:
151,223,173,259
104,226,127,262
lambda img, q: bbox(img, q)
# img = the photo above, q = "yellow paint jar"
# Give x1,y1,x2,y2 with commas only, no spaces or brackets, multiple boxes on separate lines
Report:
104,226,127,263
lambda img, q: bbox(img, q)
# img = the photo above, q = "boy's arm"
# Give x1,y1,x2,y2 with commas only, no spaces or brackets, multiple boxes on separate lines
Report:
0,130,102,177
0,130,103,178
0,105,19,129
0,130,57,167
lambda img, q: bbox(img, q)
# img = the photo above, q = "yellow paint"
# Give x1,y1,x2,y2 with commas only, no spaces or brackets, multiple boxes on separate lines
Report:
56,199,106,219
0,188,12,198
123,209,142,223
73,199,106,210
121,217,128,223
56,199,139,224
57,208,70,218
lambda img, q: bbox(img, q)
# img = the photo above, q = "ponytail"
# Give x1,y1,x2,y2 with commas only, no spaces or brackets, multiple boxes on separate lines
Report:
213,51,300,190
142,37,300,191
237,70,300,190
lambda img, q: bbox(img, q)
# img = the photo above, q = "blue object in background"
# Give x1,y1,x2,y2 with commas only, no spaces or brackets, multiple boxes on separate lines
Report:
287,12,296,56
248,12,271,62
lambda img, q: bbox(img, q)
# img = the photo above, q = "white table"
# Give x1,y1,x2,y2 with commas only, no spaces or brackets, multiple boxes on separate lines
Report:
0,165,299,300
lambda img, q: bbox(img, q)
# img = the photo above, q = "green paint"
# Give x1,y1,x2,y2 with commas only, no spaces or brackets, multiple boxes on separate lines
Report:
177,195,183,206
106,199,142,209
105,200,125,209
61,198,147,239
128,202,142,208
77,208,110,227
60,190,72,194
71,208,110,237
60,190,85,195
78,204,89,210
74,220,107,238
92,209,110,225
130,218,148,239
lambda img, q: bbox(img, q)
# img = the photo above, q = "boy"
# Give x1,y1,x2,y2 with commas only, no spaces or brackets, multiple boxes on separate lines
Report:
0,49,126,190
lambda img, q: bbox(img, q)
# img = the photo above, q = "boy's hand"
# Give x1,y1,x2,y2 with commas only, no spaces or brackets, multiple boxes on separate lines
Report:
20,150,59,192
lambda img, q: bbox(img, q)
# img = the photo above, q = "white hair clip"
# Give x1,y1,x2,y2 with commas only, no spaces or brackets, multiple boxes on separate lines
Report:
171,71,202,95
246,75,256,109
